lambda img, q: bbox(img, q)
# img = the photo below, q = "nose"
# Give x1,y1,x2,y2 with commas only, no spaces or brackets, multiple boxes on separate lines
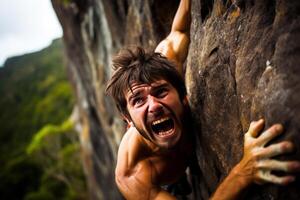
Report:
148,96,163,116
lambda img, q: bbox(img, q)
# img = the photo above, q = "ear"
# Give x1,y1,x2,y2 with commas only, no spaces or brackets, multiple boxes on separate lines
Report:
182,96,189,106
122,114,134,128
122,114,131,123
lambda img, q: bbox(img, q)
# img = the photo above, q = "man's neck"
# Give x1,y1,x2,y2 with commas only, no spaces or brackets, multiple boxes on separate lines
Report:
138,131,188,157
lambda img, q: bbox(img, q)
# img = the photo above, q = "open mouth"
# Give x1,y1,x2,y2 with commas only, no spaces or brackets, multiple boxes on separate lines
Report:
151,117,175,137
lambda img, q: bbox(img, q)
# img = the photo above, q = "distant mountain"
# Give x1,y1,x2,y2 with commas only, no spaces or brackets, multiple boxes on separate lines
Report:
0,38,82,200
0,38,73,159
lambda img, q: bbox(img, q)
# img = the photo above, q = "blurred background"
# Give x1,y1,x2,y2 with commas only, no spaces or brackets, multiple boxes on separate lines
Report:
0,0,87,199
2,0,299,199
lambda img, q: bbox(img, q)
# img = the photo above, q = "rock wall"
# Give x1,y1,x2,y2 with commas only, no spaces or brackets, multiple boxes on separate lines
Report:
51,0,300,199
51,0,179,199
186,0,300,199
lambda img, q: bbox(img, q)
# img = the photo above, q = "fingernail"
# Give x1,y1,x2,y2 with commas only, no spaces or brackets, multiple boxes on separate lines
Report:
289,162,300,171
287,143,295,152
275,124,283,131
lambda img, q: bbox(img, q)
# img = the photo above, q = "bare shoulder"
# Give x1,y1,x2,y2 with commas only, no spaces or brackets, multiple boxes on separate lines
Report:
155,31,189,75
115,127,159,199
116,127,144,174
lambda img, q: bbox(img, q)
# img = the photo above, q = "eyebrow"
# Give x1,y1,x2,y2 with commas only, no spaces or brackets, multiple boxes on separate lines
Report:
127,82,170,102
127,90,142,102
151,83,169,90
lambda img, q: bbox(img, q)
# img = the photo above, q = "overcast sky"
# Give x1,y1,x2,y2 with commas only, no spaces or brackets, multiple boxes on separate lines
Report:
0,0,62,66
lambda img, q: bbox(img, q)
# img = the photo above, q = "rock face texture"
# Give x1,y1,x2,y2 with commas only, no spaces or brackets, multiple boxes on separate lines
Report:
51,0,179,199
51,0,300,199
186,1,300,199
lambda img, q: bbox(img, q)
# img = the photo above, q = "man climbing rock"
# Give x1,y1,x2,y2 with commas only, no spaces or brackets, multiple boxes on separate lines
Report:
106,0,300,199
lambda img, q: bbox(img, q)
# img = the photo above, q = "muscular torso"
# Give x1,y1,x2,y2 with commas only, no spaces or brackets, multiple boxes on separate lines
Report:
115,126,192,199
147,145,189,186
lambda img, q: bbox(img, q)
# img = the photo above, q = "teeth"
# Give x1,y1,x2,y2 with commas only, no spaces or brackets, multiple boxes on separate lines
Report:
152,117,169,125
158,128,173,136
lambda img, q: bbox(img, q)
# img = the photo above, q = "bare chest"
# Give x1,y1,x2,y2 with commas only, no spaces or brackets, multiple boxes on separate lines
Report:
149,150,189,186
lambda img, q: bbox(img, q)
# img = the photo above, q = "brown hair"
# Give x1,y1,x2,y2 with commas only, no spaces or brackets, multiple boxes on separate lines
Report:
106,47,186,117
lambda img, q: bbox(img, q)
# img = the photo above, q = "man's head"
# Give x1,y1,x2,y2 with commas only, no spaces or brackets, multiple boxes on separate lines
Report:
106,47,187,148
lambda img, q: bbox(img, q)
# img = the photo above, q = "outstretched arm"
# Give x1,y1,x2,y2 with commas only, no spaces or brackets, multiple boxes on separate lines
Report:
155,0,191,76
211,119,300,200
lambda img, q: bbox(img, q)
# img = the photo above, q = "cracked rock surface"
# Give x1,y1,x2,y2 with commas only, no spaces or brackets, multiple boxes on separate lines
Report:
52,0,300,199
187,1,300,199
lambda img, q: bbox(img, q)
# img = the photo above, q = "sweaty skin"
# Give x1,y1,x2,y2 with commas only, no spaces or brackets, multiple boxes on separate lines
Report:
115,2,192,198
116,80,192,200
114,0,300,199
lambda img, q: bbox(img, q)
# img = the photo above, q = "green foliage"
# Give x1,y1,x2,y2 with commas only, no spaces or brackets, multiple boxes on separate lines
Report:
62,0,73,6
27,119,74,155
0,39,73,160
0,155,42,200
0,39,86,199
24,189,56,200
26,119,87,200
24,176,67,200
